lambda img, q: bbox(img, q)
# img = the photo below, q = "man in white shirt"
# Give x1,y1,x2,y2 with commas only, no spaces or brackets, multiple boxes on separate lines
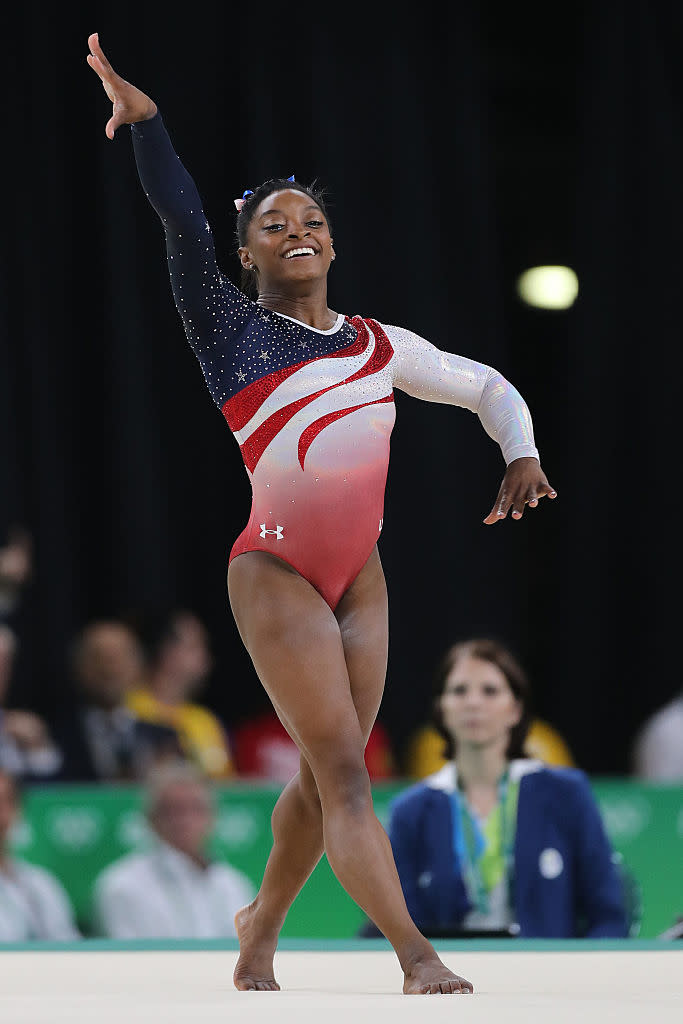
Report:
0,770,80,942
93,759,254,938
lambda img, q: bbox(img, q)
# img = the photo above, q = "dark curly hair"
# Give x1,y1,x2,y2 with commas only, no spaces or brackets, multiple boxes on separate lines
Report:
234,177,333,297
430,637,533,761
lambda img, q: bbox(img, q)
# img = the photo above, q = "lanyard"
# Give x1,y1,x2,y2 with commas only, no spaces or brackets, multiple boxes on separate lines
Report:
449,772,517,915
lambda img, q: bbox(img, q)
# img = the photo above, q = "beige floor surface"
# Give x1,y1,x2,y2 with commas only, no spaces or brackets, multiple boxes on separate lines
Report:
1,950,681,1023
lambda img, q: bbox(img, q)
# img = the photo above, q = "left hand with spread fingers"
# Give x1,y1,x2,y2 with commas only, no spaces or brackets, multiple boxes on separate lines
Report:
483,456,557,524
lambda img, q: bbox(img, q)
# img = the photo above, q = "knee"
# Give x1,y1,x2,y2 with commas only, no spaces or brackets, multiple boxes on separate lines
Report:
314,748,371,815
298,763,322,817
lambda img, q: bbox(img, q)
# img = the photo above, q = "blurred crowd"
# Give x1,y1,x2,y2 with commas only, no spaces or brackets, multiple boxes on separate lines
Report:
1,526,681,943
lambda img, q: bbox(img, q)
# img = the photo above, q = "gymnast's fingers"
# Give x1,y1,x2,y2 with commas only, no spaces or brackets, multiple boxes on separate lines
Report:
539,481,558,500
483,485,511,524
511,484,540,519
88,32,115,76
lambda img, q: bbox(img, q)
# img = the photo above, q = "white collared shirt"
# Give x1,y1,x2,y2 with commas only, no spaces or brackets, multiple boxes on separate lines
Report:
0,859,80,942
93,839,255,939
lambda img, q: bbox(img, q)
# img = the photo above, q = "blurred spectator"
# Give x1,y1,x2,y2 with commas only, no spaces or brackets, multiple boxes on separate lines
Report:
406,712,574,779
380,638,628,938
52,620,182,782
125,608,235,779
232,703,396,783
92,759,254,938
0,527,32,624
0,769,80,941
631,689,683,781
0,625,62,783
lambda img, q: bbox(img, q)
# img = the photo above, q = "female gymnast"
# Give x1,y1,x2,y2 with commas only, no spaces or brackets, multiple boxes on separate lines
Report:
87,31,556,995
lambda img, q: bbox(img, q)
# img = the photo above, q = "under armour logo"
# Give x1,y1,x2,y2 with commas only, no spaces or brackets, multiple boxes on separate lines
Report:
379,518,383,532
260,524,284,540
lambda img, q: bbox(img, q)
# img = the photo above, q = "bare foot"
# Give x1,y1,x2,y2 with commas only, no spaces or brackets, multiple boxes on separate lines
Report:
403,951,474,995
233,903,281,992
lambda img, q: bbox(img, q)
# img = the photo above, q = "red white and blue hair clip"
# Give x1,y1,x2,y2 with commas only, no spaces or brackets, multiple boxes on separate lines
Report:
234,176,295,212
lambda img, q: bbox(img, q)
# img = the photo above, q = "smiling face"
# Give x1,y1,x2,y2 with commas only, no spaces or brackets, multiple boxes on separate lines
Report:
439,654,523,753
238,188,335,290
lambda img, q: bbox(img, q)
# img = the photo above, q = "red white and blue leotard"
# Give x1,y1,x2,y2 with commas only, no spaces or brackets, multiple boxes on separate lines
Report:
132,113,540,610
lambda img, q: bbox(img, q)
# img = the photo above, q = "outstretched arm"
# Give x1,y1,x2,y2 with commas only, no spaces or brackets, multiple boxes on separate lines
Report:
383,322,557,523
87,33,253,356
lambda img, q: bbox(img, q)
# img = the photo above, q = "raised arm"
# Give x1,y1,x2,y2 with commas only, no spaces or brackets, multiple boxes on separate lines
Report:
87,33,253,351
383,323,557,523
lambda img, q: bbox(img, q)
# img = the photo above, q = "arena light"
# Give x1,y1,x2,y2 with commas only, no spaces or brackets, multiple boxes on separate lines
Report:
516,265,578,309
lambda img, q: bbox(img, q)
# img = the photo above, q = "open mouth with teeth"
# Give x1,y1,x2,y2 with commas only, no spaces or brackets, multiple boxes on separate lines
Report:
284,247,317,259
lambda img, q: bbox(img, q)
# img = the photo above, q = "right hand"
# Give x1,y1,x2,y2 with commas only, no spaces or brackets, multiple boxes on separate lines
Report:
87,32,157,139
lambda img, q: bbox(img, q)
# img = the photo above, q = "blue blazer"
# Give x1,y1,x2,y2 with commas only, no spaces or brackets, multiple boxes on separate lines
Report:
388,761,628,938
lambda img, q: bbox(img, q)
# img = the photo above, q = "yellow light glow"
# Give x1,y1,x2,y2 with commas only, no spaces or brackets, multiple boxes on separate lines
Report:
516,265,579,309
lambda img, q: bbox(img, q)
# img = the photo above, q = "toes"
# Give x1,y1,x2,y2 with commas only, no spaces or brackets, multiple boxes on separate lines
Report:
235,977,280,992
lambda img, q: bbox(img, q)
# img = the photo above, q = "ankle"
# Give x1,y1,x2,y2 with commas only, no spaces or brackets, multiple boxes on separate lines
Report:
397,936,439,973
245,897,285,939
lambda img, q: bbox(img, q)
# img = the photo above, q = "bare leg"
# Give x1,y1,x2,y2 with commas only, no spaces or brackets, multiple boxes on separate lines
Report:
228,549,473,995
233,758,323,990
231,550,387,990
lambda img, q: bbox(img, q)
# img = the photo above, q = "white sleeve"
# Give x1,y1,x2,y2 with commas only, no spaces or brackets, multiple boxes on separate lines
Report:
382,322,540,465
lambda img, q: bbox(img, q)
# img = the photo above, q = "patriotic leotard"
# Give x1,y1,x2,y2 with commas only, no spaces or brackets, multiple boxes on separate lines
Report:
132,114,540,610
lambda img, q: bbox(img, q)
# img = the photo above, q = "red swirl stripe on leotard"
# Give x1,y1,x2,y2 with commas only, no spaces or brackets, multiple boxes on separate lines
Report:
297,393,395,470
222,323,367,432
232,318,395,474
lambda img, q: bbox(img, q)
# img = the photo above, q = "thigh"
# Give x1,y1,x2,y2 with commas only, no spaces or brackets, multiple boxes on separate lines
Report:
228,552,365,768
334,545,389,742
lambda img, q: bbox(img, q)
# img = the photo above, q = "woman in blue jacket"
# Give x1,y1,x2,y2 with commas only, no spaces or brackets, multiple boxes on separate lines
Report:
388,638,628,938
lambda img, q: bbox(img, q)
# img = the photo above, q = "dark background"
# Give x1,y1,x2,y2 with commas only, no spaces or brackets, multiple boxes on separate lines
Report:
1,2,680,774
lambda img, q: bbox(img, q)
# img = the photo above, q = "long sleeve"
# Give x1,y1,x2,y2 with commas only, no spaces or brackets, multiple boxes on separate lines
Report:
382,323,540,465
130,112,255,356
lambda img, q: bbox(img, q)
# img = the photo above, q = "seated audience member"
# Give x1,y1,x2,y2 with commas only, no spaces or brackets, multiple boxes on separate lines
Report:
0,625,62,783
0,769,80,941
233,702,396,783
385,638,628,938
92,759,254,938
126,608,235,779
53,620,182,782
631,688,683,781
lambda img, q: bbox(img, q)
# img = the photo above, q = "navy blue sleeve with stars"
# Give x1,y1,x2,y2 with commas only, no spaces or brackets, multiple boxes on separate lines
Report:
130,112,360,412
